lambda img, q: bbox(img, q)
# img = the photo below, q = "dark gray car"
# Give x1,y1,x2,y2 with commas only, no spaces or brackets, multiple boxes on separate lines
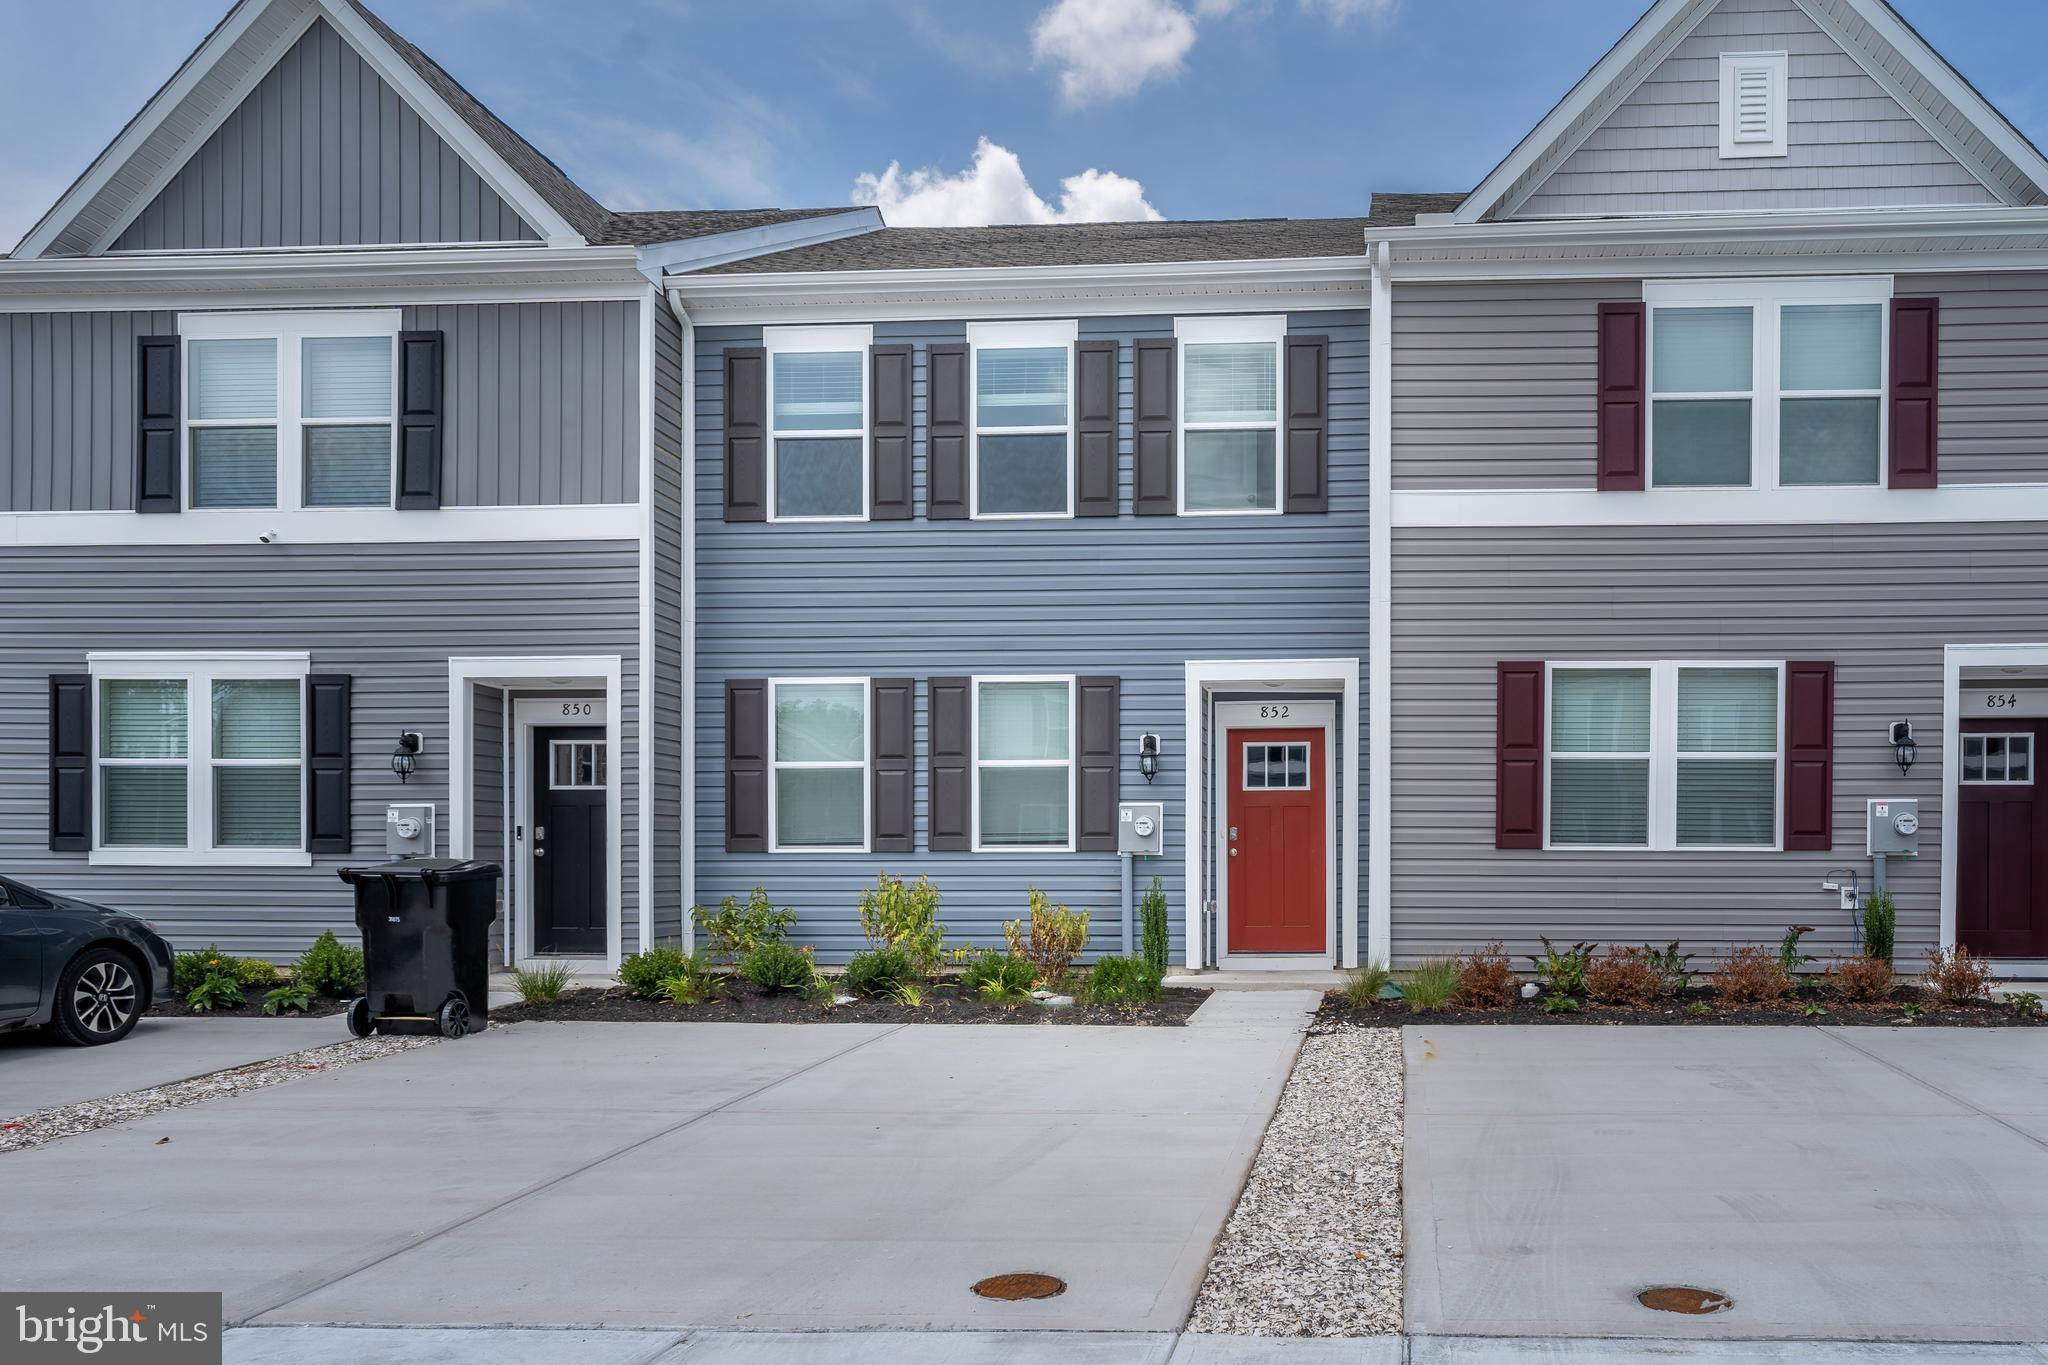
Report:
0,877,175,1045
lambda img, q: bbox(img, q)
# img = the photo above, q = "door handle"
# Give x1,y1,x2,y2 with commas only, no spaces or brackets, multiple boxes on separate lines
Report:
534,848,546,858
1229,848,1238,857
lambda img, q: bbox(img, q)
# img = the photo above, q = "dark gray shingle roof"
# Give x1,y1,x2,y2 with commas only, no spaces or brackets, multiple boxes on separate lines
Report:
590,207,865,246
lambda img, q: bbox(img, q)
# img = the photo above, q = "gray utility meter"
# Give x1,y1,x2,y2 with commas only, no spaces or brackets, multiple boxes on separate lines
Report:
386,802,436,859
1118,801,1164,857
1867,798,1920,857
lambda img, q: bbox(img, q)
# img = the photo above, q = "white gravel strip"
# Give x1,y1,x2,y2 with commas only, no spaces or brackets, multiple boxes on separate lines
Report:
0,1032,438,1155
1187,1022,1404,1337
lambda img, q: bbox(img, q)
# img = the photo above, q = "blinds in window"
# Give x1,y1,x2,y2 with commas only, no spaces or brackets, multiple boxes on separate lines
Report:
1184,342,1277,423
1551,670,1650,751
1781,305,1881,392
302,337,393,418
103,768,187,846
212,680,300,758
979,681,1069,760
102,680,187,757
976,349,1068,428
774,683,864,762
1677,668,1777,751
772,352,862,431
188,339,277,419
1652,309,1750,394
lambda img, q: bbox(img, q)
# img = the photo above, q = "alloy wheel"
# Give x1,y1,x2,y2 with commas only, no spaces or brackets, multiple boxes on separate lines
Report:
72,959,138,1035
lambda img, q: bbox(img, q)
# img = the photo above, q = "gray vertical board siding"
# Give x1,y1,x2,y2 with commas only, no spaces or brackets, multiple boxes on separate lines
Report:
473,682,506,956
1,311,175,511
1923,272,2048,485
1515,0,1999,219
693,312,1370,963
649,302,687,945
1387,521,2048,966
111,18,538,251
0,541,639,961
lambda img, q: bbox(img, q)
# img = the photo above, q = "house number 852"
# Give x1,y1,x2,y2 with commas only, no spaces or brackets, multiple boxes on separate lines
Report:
1259,704,1290,719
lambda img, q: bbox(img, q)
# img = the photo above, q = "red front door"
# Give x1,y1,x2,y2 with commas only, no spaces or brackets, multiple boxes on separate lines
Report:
1226,727,1327,954
1957,719,2048,958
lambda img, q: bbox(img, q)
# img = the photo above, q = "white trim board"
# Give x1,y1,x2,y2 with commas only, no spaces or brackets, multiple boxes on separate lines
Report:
1942,643,2048,959
0,503,640,547
1212,699,1338,971
1390,484,2048,529
510,695,611,970
636,282,657,955
1366,243,1393,972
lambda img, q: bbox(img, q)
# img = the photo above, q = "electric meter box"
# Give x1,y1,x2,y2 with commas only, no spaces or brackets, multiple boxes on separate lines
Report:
386,802,436,859
1118,801,1164,856
1867,798,1920,857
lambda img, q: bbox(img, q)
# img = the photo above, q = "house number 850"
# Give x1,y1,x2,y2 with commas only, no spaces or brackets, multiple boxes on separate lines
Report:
560,702,594,717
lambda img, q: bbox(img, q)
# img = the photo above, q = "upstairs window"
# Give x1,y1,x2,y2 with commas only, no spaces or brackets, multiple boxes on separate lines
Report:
766,325,869,522
970,321,1074,518
1719,52,1788,158
1178,315,1284,514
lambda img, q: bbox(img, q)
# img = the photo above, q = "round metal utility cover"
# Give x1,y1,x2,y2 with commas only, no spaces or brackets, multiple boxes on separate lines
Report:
971,1273,1067,1301
1638,1286,1733,1315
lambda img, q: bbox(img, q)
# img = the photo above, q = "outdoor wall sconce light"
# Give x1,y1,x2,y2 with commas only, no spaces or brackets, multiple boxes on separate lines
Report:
1890,720,1917,776
1138,733,1161,783
392,731,424,782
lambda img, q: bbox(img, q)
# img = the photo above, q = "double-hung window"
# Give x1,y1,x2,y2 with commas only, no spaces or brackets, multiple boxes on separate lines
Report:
765,325,869,522
769,678,869,851
1178,315,1284,514
181,311,399,510
1547,661,1782,851
974,676,1074,851
91,652,310,866
970,320,1074,518
1646,279,1888,490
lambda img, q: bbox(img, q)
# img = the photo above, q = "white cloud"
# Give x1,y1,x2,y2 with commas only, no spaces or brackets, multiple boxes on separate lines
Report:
1030,0,1197,108
853,139,1161,227
1299,0,1398,22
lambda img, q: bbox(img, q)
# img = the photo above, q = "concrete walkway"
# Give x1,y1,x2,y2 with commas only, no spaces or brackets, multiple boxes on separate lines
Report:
0,1013,351,1114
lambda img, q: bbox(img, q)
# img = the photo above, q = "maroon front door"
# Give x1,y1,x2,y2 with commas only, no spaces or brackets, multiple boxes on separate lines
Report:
1226,728,1327,954
1957,719,2048,958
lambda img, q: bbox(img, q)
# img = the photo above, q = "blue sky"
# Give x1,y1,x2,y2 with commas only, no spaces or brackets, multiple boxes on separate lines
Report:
4,0,2047,249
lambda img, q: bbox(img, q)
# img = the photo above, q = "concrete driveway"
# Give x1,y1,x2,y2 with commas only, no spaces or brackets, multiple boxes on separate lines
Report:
1,1014,351,1114
1405,1025,2048,1343
2,998,1308,1332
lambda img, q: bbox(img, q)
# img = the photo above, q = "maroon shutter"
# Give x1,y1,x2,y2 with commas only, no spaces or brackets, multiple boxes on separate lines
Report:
395,331,444,509
870,344,913,519
1596,302,1646,491
1283,334,1329,513
1889,297,1939,489
927,344,969,519
1074,341,1119,516
1495,661,1544,850
1076,676,1120,851
722,347,766,522
871,678,914,853
725,680,768,852
49,674,91,852
305,674,353,854
1783,661,1836,852
135,335,180,513
928,677,971,849
1133,337,1176,515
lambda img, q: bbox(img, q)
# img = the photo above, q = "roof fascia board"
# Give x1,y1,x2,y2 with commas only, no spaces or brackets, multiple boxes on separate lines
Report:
1373,201,2048,248
635,208,884,282
1381,246,2048,283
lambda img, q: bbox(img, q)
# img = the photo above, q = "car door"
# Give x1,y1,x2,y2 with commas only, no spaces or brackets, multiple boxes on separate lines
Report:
0,883,45,1020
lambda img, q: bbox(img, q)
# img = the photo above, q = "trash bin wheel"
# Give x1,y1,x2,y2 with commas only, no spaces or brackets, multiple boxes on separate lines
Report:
345,997,373,1039
437,994,472,1040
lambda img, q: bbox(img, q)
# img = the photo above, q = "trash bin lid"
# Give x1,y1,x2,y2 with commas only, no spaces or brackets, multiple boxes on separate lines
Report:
338,858,502,885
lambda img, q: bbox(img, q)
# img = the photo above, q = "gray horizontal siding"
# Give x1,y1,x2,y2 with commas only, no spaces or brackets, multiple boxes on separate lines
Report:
0,541,639,961
1924,272,2048,485
1388,520,2048,966
1518,0,1998,219
113,18,537,251
695,312,1370,963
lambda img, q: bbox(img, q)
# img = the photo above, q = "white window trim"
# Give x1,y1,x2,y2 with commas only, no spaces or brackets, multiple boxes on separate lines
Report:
1242,740,1312,791
766,676,871,854
548,739,606,791
1543,659,1785,853
87,650,312,867
1960,732,2035,785
971,673,1077,854
179,310,401,513
763,324,872,525
1644,276,1891,493
1719,51,1789,159
1175,314,1287,517
967,319,1078,521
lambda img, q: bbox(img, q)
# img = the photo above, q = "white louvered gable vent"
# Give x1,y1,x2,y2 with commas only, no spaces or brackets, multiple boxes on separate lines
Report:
1719,51,1789,158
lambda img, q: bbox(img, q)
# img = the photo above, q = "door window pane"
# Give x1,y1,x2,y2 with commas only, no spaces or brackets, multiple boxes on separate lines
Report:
1780,398,1879,486
212,680,299,758
102,680,188,758
976,348,1068,428
102,768,187,847
1550,759,1650,846
192,427,278,507
772,352,862,431
550,741,606,789
1781,304,1880,391
1551,669,1651,752
1652,400,1751,486
1185,342,1277,424
979,682,1069,761
775,683,865,762
775,768,864,847
1184,430,1278,512
1677,668,1777,752
302,337,393,418
774,438,862,518
1676,759,1776,846
979,767,1070,847
216,767,300,846
977,433,1068,515
189,339,277,419
1654,308,1752,393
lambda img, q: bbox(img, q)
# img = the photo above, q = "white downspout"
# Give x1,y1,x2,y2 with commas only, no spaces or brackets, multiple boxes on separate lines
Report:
666,288,699,954
637,284,657,957
1367,239,1394,969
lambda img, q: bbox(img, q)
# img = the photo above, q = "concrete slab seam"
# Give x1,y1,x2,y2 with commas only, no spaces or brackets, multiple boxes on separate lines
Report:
1816,1029,2048,1156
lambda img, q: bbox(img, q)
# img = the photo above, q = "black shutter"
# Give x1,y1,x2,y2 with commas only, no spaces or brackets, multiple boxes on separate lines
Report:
1133,337,1176,515
725,679,768,851
723,347,767,522
49,675,91,852
396,330,444,509
1076,676,1120,852
871,344,914,519
1283,334,1329,513
306,674,352,854
927,343,969,519
871,678,914,853
1075,341,1119,516
135,335,180,513
928,677,971,849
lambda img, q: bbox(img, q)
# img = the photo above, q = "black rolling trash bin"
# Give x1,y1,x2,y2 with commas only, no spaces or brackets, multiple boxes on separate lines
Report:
337,858,500,1039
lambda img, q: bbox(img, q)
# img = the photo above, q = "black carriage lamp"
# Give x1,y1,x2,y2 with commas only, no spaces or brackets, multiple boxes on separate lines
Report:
391,731,424,783
1138,733,1161,783
1890,720,1917,777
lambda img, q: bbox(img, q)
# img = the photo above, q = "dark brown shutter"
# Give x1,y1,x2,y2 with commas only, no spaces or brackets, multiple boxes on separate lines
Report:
1075,341,1119,516
870,344,913,519
305,674,352,854
1076,676,1120,852
723,347,767,522
49,675,91,852
725,679,769,852
1495,661,1544,850
871,678,914,853
1784,661,1836,852
135,335,180,513
1595,302,1646,491
927,343,969,519
396,330,444,509
1133,337,1176,515
928,677,971,849
1889,297,1939,490
1283,334,1330,513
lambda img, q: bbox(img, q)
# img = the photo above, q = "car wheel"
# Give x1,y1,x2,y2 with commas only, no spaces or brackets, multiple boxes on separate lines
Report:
51,947,145,1046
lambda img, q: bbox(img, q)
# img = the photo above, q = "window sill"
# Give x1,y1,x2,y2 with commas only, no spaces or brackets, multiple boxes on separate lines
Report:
89,848,315,868
1541,845,1785,855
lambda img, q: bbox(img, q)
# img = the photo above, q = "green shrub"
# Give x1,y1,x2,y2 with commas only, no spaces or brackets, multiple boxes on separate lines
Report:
741,940,816,993
1004,888,1090,990
962,951,1037,1002
1343,960,1393,1006
262,981,314,1015
843,947,918,999
1861,890,1897,967
234,956,278,989
1778,924,1817,978
174,945,234,995
658,953,725,1005
692,888,796,965
1140,877,1170,978
1643,940,1695,996
856,873,946,976
1528,937,1594,997
1085,955,1161,1006
185,968,244,1012
295,931,365,997
513,962,573,1004
1401,957,1461,1013
619,945,691,998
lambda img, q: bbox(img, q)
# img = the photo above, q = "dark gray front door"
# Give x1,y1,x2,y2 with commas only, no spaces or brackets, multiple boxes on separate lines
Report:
0,893,45,1020
532,726,606,955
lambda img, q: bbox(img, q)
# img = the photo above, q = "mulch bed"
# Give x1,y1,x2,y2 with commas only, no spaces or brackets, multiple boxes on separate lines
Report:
149,985,349,1019
1317,986,2045,1028
495,979,1210,1027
